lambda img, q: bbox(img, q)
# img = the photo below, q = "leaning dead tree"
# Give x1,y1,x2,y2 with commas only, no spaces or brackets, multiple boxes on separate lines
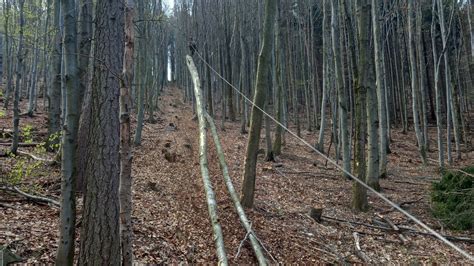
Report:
186,55,228,265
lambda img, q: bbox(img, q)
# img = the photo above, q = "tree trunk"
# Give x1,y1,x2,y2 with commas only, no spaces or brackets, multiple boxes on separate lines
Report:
317,0,331,153
353,0,369,212
273,1,283,156
11,0,25,155
241,0,276,208
408,0,427,165
2,0,12,109
78,0,124,263
331,0,350,178
186,55,228,265
47,0,62,144
134,0,146,146
27,24,40,117
119,1,135,265
77,0,92,109
431,0,445,168
357,0,380,190
56,0,80,264
372,0,388,178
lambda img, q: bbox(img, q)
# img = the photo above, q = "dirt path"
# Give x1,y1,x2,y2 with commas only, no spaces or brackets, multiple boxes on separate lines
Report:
0,86,472,264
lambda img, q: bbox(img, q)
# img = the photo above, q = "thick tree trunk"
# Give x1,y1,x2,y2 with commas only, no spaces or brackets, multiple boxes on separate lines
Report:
241,0,276,208
78,0,124,263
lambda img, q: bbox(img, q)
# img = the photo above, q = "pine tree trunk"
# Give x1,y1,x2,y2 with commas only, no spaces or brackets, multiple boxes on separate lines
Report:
78,0,124,263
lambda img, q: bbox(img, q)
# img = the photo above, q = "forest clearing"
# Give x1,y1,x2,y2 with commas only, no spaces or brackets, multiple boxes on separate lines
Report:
0,0,473,264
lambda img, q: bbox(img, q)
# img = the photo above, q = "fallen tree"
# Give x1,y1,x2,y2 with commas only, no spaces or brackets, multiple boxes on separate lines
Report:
206,112,269,265
186,54,228,265
0,186,60,207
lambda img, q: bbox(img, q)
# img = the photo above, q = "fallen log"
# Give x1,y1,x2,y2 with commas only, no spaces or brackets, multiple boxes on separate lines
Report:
0,186,59,207
17,150,57,165
0,142,40,147
376,214,409,245
206,112,269,265
322,215,474,244
186,55,228,265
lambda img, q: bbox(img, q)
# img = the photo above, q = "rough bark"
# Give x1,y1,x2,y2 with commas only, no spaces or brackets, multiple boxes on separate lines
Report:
78,0,124,263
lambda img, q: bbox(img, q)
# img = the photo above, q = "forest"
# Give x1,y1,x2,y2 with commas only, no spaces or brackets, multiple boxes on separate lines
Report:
0,0,473,264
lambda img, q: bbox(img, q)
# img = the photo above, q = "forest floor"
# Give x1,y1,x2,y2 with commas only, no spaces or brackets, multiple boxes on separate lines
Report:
0,86,473,264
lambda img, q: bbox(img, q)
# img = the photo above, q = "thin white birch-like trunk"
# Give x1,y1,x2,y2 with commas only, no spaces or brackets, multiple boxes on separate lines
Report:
186,55,228,265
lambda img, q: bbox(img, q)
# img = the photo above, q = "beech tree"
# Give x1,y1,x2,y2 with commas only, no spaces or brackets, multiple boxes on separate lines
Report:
10,0,25,155
240,0,277,208
56,0,80,263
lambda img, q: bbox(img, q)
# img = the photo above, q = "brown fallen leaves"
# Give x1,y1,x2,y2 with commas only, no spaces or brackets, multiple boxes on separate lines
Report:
1,87,473,264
